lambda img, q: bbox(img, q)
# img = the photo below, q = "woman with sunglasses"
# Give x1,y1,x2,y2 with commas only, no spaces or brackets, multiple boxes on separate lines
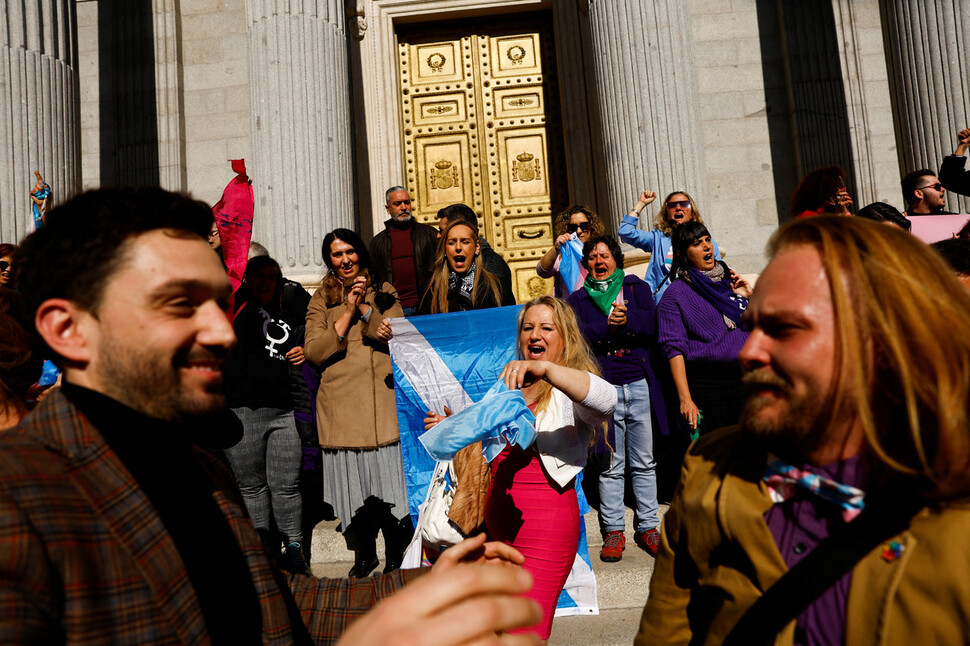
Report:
0,244,16,288
618,191,721,303
537,205,605,298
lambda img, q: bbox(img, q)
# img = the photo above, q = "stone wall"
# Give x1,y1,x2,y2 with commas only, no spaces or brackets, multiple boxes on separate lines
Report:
76,0,250,206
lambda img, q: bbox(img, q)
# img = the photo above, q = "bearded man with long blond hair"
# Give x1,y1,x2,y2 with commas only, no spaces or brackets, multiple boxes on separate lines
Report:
637,216,970,646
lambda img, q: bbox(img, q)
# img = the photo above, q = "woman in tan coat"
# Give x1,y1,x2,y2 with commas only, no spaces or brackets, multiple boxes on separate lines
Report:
304,228,410,578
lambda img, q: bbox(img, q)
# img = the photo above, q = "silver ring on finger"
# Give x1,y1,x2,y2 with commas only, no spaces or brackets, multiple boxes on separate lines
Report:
511,368,518,373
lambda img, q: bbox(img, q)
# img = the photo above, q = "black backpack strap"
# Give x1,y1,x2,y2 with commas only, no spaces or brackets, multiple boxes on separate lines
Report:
722,492,924,646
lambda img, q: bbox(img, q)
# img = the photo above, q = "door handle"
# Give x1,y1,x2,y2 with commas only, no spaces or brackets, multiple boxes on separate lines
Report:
517,229,545,240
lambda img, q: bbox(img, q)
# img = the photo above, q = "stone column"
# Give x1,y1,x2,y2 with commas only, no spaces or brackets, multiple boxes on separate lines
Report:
246,0,355,276
152,0,186,193
0,0,80,243
880,0,970,212
585,0,706,223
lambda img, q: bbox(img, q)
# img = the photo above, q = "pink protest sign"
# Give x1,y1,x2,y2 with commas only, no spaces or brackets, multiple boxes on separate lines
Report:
212,159,254,296
908,214,970,244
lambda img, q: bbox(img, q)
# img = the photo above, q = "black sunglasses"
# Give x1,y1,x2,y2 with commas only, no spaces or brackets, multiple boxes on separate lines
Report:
918,183,943,192
0,260,8,272
667,200,692,209
566,222,591,233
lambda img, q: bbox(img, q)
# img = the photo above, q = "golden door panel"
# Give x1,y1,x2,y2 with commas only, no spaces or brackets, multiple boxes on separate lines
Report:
398,13,566,302
414,135,474,210
489,34,542,78
509,260,553,302
406,40,466,85
493,88,544,119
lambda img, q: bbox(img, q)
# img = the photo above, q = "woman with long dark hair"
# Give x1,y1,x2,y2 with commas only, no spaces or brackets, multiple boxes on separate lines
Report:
223,255,311,573
418,219,506,314
304,228,410,577
657,221,752,436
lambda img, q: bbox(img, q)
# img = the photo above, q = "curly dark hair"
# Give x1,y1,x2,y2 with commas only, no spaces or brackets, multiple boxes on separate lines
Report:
552,205,605,238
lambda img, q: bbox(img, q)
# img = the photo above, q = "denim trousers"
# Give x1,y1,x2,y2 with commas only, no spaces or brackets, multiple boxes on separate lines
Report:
226,407,303,544
597,379,659,533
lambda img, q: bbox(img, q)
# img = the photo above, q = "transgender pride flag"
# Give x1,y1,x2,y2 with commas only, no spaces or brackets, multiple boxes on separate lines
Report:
389,306,599,617
559,234,587,295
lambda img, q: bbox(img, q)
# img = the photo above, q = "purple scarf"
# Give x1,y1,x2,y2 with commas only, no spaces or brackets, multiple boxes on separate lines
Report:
685,265,747,328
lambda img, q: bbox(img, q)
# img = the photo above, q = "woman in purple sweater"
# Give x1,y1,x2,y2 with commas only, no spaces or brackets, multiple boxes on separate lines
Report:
657,221,752,436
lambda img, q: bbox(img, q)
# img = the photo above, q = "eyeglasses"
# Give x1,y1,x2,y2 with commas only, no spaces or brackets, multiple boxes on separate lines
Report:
667,200,692,209
918,183,944,192
0,261,8,272
566,222,591,233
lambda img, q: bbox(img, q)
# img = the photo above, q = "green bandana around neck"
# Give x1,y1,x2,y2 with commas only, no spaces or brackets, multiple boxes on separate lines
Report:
583,268,625,315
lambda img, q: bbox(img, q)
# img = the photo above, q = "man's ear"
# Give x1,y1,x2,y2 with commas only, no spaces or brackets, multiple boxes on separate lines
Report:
34,299,94,366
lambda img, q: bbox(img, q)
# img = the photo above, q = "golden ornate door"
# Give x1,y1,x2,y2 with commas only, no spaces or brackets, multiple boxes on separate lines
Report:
397,13,567,302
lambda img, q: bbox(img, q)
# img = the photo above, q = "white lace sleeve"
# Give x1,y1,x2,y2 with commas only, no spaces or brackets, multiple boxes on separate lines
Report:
574,372,616,426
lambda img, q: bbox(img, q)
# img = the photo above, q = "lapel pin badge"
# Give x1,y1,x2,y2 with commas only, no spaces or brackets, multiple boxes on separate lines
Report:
881,540,905,562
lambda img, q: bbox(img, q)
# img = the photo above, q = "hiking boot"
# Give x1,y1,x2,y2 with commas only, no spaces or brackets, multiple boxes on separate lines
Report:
599,530,625,562
634,528,660,557
283,541,309,575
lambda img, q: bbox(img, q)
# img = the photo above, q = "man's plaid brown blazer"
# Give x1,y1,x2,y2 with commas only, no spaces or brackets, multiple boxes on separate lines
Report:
0,389,422,644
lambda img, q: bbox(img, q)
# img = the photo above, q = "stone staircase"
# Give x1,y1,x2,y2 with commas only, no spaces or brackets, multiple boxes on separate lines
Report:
309,505,666,645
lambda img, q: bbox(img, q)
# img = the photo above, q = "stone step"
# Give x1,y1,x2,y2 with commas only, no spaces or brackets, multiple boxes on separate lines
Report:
309,505,666,611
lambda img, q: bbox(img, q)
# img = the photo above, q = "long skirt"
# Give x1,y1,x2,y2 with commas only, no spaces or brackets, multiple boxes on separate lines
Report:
321,442,410,533
485,444,579,640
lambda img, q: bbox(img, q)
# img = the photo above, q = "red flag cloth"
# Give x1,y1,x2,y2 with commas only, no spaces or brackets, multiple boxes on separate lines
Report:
212,159,254,297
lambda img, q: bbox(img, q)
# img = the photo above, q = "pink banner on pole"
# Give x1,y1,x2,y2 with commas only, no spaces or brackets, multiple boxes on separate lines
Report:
908,213,970,245
212,159,254,296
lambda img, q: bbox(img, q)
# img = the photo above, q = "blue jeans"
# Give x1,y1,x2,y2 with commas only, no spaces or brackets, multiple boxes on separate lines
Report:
598,379,658,533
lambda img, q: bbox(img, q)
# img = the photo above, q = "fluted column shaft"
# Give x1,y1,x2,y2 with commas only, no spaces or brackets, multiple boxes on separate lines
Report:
247,0,355,275
0,0,79,242
586,0,706,223
881,0,970,212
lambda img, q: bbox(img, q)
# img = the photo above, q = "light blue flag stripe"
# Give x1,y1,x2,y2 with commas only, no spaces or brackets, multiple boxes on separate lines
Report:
389,306,599,617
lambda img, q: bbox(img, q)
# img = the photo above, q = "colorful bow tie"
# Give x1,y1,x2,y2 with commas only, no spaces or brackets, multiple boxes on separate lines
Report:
763,456,866,522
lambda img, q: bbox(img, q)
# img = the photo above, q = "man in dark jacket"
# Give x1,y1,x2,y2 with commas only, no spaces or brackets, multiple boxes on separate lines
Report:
369,186,438,315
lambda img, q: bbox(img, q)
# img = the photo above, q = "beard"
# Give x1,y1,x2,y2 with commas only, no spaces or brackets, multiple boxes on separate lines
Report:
739,369,827,456
96,336,227,423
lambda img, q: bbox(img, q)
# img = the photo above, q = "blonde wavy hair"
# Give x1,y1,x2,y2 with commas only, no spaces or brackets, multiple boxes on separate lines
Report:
653,190,705,237
517,296,601,417
553,205,605,238
769,216,970,500
424,220,501,314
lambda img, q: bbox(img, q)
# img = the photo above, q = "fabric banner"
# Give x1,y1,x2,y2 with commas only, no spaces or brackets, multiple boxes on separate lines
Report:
212,159,254,296
389,306,599,617
908,213,970,244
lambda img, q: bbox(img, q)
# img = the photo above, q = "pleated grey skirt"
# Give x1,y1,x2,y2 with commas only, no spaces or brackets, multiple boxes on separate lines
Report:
322,442,410,533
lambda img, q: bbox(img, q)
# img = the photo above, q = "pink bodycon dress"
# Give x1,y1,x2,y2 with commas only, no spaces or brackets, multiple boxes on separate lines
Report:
484,441,580,639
